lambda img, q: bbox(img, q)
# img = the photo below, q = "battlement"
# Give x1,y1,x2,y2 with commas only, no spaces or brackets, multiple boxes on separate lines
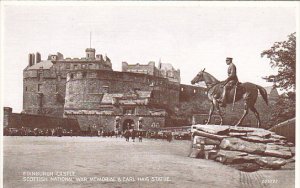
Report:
24,48,113,79
66,69,168,84
26,49,111,66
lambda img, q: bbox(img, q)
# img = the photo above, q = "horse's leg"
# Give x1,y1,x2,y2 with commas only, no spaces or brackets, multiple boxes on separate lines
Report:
213,99,223,125
206,101,214,125
249,105,261,128
235,102,249,127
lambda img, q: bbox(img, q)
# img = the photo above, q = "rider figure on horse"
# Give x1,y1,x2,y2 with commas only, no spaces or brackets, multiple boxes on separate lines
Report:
218,57,239,107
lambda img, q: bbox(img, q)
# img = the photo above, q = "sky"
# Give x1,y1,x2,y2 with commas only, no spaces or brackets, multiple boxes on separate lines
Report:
1,1,298,113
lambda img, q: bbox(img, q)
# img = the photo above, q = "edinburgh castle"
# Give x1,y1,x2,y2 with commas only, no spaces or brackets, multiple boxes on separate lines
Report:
4,48,279,132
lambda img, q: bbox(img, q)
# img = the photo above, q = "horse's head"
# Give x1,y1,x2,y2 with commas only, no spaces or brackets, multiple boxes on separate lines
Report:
191,68,206,85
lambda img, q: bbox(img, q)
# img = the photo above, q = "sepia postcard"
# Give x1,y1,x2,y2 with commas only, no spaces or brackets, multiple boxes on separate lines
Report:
1,1,299,188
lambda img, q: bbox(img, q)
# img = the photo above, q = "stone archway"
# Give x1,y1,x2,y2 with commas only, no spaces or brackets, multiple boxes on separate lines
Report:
122,119,135,131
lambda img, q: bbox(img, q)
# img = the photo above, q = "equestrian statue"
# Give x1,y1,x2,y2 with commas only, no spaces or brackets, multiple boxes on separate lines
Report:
191,57,268,128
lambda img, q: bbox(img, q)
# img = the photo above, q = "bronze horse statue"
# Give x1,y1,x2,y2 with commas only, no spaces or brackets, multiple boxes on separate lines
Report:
191,69,268,127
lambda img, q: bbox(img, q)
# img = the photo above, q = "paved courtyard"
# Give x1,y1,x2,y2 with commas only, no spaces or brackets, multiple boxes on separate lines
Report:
3,136,295,188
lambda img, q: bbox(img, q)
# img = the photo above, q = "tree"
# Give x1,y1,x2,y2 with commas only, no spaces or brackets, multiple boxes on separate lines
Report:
261,33,296,126
261,32,296,91
267,92,295,127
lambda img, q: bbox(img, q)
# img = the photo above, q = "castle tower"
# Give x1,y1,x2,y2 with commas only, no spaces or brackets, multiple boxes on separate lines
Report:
85,48,96,60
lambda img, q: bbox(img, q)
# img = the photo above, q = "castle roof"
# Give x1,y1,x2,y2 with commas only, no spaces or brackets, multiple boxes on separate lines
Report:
27,60,53,70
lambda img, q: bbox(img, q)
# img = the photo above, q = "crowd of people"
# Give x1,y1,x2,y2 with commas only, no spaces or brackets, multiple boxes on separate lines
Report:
3,126,191,142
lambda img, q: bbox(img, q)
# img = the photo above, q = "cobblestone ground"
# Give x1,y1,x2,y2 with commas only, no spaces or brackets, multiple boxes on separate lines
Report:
3,136,295,188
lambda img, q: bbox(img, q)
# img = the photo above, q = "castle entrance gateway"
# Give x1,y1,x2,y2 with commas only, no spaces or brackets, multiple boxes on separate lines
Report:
122,119,135,131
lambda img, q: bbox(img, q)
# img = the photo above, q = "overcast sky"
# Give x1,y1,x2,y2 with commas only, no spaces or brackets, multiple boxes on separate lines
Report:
1,2,298,113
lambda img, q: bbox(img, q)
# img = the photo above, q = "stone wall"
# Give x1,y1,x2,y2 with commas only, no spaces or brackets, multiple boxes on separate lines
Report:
23,71,66,117
269,118,295,143
64,114,165,131
123,61,181,83
3,107,12,128
122,61,157,76
64,70,180,111
3,107,80,130
179,84,210,115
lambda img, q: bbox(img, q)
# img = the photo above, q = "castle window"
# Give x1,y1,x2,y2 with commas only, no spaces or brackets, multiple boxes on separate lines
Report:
82,72,87,78
103,86,109,93
123,107,135,115
88,73,97,78
74,65,78,70
38,84,42,92
194,89,196,94
181,88,184,92
70,73,74,79
66,64,70,69
89,64,93,69
38,73,43,81
25,86,28,92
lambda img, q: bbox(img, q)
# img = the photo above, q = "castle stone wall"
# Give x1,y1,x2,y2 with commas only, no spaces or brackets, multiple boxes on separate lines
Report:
64,70,180,111
23,75,65,117
3,107,80,130
64,114,165,131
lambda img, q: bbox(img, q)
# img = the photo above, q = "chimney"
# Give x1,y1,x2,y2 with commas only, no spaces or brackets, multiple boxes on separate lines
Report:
36,52,41,63
28,53,35,66
31,53,35,65
28,54,33,66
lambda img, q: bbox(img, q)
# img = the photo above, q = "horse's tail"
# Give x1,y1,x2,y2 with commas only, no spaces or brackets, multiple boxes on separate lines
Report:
256,85,268,105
